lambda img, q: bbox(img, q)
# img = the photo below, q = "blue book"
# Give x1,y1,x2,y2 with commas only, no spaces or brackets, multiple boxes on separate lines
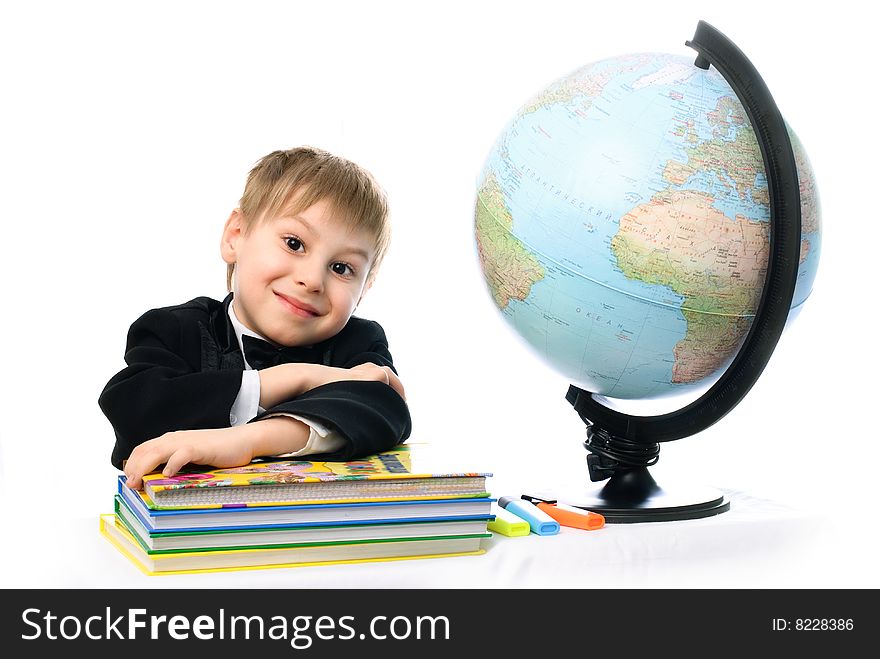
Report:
118,476,495,533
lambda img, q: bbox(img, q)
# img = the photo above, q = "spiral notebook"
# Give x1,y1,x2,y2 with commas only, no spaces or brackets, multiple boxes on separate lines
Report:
138,444,492,510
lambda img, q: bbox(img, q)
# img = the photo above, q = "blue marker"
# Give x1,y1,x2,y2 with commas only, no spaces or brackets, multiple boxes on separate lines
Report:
498,496,560,535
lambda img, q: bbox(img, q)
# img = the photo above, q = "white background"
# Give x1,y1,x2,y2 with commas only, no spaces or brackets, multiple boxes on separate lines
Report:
0,0,877,589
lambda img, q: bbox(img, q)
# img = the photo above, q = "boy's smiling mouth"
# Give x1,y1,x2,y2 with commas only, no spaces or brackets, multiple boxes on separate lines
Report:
274,291,321,318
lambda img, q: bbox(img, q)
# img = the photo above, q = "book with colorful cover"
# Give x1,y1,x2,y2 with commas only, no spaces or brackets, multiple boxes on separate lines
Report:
139,444,491,510
114,495,493,552
100,514,488,576
118,476,496,532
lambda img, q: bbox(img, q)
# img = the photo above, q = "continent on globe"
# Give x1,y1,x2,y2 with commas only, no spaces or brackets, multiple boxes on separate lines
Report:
475,172,545,309
518,54,657,120
791,131,821,263
662,99,768,205
611,189,768,383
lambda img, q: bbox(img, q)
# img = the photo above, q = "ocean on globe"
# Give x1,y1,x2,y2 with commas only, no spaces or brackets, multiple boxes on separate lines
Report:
475,52,821,401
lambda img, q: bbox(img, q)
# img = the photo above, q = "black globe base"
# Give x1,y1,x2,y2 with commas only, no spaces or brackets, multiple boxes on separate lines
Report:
559,466,730,523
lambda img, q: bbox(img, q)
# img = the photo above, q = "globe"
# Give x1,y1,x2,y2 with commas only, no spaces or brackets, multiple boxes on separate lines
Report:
474,51,821,402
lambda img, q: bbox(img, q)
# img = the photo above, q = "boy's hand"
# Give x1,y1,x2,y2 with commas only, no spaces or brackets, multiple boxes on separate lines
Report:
344,363,407,401
123,418,312,490
123,425,257,490
259,362,406,409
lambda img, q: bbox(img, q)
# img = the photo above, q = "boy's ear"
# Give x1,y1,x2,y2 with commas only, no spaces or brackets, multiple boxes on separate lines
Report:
220,209,244,265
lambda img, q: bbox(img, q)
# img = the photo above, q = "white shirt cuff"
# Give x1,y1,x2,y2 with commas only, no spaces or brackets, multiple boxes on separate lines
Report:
229,370,261,426
260,413,346,457
232,368,345,456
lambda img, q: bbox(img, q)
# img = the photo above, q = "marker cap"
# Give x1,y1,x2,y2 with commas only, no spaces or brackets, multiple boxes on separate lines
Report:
498,496,560,535
520,495,605,531
487,505,530,537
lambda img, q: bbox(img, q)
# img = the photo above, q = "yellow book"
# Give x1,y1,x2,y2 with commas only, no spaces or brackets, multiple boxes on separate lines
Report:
139,444,492,510
100,515,488,576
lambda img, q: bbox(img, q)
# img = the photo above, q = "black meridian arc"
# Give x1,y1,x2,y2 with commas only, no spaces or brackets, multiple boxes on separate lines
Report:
567,20,802,448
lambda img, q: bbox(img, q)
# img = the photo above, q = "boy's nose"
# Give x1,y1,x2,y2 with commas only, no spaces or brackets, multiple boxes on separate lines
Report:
294,263,324,293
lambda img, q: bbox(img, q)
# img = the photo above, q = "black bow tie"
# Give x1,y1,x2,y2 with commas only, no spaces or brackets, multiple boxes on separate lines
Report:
241,335,320,370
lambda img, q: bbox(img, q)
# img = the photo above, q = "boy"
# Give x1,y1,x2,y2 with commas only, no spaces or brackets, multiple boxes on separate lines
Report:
99,147,411,489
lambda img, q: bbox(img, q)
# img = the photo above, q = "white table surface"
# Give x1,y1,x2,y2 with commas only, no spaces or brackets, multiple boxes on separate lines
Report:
1,487,859,590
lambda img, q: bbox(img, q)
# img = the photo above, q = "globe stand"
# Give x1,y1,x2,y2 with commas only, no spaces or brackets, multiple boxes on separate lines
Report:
537,423,729,523
564,466,730,524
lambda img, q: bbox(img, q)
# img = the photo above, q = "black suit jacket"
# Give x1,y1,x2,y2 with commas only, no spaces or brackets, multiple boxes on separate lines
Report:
99,294,411,470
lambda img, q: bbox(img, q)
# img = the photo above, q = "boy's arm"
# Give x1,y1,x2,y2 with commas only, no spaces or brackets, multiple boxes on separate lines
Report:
255,380,411,460
255,318,405,408
254,319,412,460
99,308,245,469
257,361,405,409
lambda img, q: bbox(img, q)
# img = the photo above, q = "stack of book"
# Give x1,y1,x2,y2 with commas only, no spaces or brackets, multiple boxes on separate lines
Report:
100,444,494,575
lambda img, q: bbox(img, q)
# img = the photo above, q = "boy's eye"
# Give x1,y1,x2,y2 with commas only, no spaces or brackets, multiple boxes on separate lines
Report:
331,262,354,277
284,237,304,252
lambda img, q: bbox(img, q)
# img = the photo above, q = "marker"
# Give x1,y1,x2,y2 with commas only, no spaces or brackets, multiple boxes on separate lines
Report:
487,504,530,537
498,496,560,535
522,495,605,530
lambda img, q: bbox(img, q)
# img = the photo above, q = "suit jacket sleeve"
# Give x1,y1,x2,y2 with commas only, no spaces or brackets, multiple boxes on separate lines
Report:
254,319,412,461
99,307,244,469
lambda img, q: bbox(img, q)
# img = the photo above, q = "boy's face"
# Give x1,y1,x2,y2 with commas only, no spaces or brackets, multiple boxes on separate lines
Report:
221,199,375,347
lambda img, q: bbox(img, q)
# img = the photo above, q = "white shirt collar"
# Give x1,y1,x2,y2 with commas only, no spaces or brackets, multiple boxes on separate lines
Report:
227,300,265,370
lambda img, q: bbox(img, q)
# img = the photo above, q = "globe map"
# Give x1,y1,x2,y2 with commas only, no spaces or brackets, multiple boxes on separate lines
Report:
475,52,821,400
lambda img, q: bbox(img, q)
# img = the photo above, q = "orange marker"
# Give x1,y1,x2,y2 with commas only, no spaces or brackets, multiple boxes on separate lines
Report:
522,495,605,530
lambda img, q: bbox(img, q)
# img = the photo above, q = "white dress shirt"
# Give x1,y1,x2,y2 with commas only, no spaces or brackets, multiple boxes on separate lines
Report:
227,302,345,457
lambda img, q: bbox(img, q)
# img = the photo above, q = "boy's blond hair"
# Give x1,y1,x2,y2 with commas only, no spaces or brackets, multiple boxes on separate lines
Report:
227,146,391,291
